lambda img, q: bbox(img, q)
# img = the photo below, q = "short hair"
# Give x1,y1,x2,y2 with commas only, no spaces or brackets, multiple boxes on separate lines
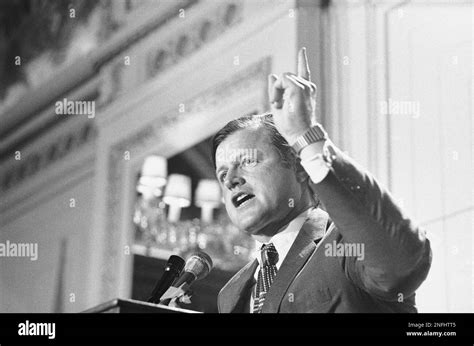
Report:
211,113,298,170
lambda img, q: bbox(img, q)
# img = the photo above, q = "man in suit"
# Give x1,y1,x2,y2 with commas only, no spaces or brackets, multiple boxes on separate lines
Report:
212,48,431,313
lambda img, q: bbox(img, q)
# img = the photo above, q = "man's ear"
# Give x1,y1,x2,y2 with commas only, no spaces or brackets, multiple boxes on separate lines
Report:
295,161,309,184
295,161,320,208
296,161,321,207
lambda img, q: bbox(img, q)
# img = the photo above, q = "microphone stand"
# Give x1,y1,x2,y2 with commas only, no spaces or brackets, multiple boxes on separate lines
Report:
159,284,191,306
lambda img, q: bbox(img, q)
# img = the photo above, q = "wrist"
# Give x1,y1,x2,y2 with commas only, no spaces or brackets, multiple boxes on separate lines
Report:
286,126,312,145
291,124,327,155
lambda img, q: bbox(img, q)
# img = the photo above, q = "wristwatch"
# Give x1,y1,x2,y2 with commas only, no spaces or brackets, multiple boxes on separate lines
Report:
291,124,328,154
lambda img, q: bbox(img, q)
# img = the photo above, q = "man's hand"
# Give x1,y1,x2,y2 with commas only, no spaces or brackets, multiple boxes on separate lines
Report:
268,47,317,145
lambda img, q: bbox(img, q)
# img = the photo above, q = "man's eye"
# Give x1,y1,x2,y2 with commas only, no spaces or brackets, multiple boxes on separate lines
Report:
218,172,227,182
241,158,256,167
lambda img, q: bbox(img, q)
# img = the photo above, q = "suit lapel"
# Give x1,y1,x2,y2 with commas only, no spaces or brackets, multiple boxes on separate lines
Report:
219,259,258,313
261,208,329,313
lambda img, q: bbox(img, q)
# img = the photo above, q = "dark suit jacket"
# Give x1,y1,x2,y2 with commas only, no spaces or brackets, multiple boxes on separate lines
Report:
218,143,432,313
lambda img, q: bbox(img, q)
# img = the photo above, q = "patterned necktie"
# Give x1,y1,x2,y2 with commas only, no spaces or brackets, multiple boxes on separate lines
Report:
253,243,279,313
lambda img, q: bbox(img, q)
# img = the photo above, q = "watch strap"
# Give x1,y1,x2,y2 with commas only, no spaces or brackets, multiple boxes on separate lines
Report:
292,124,327,154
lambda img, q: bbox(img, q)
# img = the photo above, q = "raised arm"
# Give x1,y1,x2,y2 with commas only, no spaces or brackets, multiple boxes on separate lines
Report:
268,48,432,300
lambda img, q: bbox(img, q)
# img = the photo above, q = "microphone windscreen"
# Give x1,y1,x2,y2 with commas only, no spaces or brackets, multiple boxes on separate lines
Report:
167,255,185,273
184,252,213,281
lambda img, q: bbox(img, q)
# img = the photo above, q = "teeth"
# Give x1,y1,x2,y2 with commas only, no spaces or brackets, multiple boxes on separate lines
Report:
237,194,248,202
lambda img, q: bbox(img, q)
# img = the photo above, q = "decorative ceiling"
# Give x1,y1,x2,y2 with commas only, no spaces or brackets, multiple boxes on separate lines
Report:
0,0,104,99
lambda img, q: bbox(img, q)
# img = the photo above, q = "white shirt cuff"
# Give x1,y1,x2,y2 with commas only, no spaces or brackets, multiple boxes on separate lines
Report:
299,141,330,184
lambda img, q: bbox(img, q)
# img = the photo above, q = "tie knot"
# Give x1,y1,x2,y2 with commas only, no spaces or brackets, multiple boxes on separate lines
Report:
261,243,279,266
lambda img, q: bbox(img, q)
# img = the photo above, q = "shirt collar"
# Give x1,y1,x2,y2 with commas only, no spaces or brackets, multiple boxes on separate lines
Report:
254,208,312,270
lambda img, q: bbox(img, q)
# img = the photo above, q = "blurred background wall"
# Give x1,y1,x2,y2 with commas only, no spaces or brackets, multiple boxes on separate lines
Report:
0,0,472,312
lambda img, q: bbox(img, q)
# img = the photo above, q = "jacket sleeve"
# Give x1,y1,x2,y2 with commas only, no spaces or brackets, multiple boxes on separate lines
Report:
306,140,432,301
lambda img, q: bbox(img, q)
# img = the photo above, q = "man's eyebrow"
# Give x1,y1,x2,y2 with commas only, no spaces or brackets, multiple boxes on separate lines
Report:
215,164,226,174
215,149,261,173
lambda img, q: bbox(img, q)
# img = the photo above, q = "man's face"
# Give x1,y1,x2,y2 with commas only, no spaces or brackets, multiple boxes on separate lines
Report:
215,128,303,238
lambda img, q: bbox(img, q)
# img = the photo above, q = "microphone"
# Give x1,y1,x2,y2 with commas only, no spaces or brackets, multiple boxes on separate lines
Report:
159,251,213,302
147,255,185,304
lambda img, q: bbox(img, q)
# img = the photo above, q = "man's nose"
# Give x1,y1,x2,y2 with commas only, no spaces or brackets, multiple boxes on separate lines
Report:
224,168,245,190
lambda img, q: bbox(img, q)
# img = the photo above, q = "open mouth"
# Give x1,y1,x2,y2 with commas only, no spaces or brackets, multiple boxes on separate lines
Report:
232,192,255,208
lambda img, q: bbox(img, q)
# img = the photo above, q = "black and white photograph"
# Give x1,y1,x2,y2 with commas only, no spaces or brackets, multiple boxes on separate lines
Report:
0,0,472,344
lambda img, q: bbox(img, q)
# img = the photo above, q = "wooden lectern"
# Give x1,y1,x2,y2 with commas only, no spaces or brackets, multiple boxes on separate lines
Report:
82,298,201,313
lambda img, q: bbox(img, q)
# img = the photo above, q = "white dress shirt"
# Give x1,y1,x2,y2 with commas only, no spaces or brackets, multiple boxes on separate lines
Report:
249,207,312,312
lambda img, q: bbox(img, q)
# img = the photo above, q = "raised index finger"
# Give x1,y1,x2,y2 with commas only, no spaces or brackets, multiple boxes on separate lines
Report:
297,47,311,81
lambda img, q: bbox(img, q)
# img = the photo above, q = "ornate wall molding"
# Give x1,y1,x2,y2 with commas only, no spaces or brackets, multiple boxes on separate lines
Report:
93,1,244,109
100,56,271,300
0,122,97,193
147,2,242,78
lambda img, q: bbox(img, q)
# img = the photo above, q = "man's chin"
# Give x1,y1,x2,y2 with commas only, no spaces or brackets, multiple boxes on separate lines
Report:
232,214,262,235
228,203,269,233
